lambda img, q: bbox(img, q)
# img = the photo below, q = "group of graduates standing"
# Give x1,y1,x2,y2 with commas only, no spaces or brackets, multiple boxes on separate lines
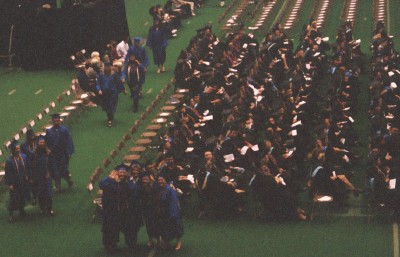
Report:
4,114,75,222
100,163,183,254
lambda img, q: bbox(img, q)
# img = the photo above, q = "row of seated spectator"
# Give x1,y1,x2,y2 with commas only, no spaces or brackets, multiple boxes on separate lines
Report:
307,20,362,204
367,21,400,217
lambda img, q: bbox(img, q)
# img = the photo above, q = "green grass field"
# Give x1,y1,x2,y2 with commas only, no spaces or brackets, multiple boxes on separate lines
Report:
0,0,398,256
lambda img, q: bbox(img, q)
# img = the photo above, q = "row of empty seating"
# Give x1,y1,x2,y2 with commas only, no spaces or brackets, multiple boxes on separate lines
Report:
375,0,386,22
248,0,277,31
343,0,358,22
283,0,304,30
315,0,331,28
223,0,251,29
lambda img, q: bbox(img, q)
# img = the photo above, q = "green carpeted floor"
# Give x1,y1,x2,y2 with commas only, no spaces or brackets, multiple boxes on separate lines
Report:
0,0,398,256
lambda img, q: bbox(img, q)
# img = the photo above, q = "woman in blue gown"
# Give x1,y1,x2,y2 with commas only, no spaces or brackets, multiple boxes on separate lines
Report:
156,175,184,250
146,19,169,73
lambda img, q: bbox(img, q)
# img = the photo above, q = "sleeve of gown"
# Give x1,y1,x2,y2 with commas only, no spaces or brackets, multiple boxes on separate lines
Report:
65,128,75,156
168,188,181,218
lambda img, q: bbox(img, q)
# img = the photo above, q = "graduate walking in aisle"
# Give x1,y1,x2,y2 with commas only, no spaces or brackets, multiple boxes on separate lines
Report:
123,54,145,113
97,64,126,127
125,37,149,98
46,114,74,192
146,18,169,74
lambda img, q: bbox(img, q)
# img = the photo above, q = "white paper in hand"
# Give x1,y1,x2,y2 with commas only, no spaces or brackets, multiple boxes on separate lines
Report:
251,144,259,151
224,154,235,163
240,146,249,155
390,179,397,189
187,174,195,184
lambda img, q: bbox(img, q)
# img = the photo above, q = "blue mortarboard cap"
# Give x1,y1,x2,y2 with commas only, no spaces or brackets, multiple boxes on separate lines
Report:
37,135,46,142
115,164,130,171
9,140,19,152
133,37,141,42
27,129,35,137
50,113,61,119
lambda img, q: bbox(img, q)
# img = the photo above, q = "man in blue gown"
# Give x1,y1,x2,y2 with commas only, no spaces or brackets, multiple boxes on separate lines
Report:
21,129,37,204
124,37,149,97
46,113,75,192
97,65,125,127
4,141,31,223
123,54,145,112
33,136,55,215
146,19,169,73
99,165,132,253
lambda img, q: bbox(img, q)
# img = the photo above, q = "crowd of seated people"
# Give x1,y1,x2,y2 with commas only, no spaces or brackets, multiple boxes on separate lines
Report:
367,21,400,216
307,20,362,205
152,19,375,220
81,17,372,221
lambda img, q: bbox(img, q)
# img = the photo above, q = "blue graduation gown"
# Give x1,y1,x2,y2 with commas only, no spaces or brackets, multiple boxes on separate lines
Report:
96,72,124,115
46,125,74,180
139,182,159,238
99,177,131,246
21,141,37,173
33,150,53,199
125,180,143,245
5,154,31,211
125,46,149,69
157,185,184,241
146,26,168,65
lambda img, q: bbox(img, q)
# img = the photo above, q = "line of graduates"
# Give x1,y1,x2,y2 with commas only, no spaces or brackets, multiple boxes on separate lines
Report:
367,21,400,217
100,163,183,254
4,114,75,222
